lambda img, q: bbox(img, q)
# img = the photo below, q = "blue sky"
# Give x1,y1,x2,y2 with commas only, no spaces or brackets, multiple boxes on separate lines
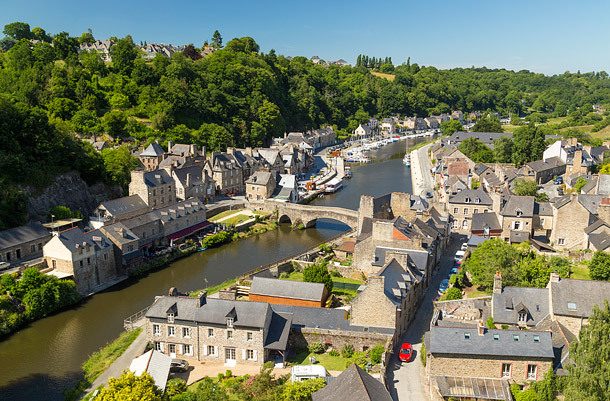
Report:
2,0,609,75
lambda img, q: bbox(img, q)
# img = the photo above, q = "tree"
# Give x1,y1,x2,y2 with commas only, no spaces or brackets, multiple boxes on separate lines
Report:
47,205,81,221
472,117,503,133
589,251,610,281
512,178,548,201
564,300,610,401
462,238,522,290
281,378,326,401
94,371,163,401
573,177,589,193
493,136,513,163
211,30,223,48
52,31,79,60
109,93,131,110
303,260,333,293
31,27,50,42
101,147,139,189
182,44,202,60
445,287,462,300
111,37,139,75
440,119,463,136
195,123,233,151
458,138,494,163
3,22,31,40
102,111,128,137
0,36,17,51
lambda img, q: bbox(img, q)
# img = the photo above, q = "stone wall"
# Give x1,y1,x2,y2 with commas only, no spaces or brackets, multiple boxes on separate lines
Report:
434,296,491,320
554,315,585,338
289,327,392,353
429,354,552,383
550,196,590,250
351,276,396,328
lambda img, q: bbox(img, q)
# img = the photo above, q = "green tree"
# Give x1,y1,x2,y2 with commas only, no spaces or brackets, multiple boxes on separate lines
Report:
101,147,139,189
111,37,139,75
573,177,589,193
47,205,80,221
281,377,326,401
462,238,522,290
589,251,610,281
493,136,513,163
0,36,17,51
31,27,50,42
513,179,548,201
3,22,31,40
109,93,131,110
440,119,463,136
195,123,233,151
458,138,494,163
93,371,162,401
445,287,462,300
211,30,223,48
102,111,128,137
71,109,101,136
564,300,610,401
52,31,79,60
303,260,333,293
472,117,503,133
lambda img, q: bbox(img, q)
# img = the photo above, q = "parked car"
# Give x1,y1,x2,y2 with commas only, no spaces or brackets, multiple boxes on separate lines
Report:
439,279,450,293
454,250,466,261
425,191,433,199
450,267,459,275
399,343,413,362
0,261,10,271
460,243,468,251
170,359,189,373
558,188,564,196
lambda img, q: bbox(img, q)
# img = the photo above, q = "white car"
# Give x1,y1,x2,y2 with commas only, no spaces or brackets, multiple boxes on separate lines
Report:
0,261,10,271
460,243,468,251
454,250,466,261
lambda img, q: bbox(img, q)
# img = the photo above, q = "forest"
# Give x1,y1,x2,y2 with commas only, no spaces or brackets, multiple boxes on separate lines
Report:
1,21,610,229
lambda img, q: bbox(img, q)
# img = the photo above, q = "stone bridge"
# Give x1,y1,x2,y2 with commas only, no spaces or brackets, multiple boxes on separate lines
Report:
260,201,359,229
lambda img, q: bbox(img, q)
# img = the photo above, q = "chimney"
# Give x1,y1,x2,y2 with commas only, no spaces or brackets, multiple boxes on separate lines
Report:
246,147,253,157
549,272,560,284
186,173,192,188
190,144,197,155
168,140,173,153
598,198,610,223
572,150,582,172
196,291,207,307
226,147,235,155
477,320,485,336
284,132,287,139
493,271,503,294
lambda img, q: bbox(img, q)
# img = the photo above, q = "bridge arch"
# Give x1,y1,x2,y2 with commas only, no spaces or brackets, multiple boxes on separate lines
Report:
261,201,359,230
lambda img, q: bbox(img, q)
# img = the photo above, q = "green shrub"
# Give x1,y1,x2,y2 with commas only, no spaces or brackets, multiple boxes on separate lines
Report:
351,351,368,368
369,344,385,365
303,260,333,293
420,334,427,367
486,317,496,329
308,342,324,354
341,344,355,358
328,350,339,357
445,287,462,300
330,270,341,277
501,324,510,330
202,231,232,248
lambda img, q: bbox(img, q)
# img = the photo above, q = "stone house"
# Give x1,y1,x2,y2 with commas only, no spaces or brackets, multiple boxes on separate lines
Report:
524,157,566,184
145,290,291,366
448,189,493,233
0,222,52,266
499,196,535,242
154,198,208,246
550,195,597,250
129,169,176,209
171,165,215,203
117,211,163,252
246,171,276,202
446,132,512,150
248,277,328,308
354,124,371,137
351,253,424,338
99,222,142,268
470,212,502,238
425,117,440,129
427,324,554,383
533,201,554,238
585,218,610,252
491,272,550,330
381,118,396,134
206,152,245,195
139,142,165,171
90,195,151,228
43,227,118,294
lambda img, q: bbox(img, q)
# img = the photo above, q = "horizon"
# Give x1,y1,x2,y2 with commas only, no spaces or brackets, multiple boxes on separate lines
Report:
2,0,610,76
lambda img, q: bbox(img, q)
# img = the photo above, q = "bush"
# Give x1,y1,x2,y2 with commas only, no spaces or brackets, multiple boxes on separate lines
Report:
307,342,324,354
341,344,355,358
351,351,368,368
420,334,427,367
501,324,510,330
328,350,339,357
303,260,333,293
369,344,385,365
330,270,341,277
202,231,231,248
445,287,462,300
486,317,496,329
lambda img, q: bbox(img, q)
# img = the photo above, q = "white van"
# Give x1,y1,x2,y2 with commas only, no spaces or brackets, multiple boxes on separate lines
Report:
454,250,466,261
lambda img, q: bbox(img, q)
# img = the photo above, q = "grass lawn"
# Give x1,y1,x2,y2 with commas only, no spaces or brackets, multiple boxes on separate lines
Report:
209,209,246,222
571,264,591,280
559,124,595,133
591,124,610,139
280,271,362,304
222,215,252,226
466,290,488,298
370,71,395,81
253,210,270,216
288,349,349,371
331,276,364,285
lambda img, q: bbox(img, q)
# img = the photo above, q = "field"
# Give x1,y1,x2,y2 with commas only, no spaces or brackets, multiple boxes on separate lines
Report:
370,71,395,81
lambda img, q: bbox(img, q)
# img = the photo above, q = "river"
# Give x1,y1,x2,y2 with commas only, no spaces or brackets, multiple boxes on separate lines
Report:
0,135,426,400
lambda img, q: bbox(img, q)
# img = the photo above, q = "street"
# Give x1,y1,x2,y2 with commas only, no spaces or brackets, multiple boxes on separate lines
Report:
410,143,435,198
387,234,465,401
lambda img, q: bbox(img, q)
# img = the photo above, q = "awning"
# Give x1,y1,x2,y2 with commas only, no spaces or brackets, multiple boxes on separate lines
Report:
166,221,213,241
433,376,512,400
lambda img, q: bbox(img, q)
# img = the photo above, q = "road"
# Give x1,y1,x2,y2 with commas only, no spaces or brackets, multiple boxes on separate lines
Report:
387,233,465,401
410,143,435,198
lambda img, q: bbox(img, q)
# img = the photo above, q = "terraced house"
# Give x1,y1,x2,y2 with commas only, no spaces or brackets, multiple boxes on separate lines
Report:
145,290,292,366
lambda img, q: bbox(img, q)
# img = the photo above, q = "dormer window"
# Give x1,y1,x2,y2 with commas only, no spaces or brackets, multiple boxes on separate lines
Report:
475,197,481,204
465,197,471,203
464,332,471,339
516,208,523,217
513,335,520,342
518,312,527,322
567,302,577,311
167,312,174,323
533,335,540,343
227,317,234,327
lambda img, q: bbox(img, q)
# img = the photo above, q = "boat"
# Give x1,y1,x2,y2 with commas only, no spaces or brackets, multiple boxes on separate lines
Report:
325,178,344,193
344,167,352,179
404,137,411,167
197,247,208,252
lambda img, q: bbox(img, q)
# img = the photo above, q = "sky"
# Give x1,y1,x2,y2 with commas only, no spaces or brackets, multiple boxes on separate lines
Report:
2,0,609,75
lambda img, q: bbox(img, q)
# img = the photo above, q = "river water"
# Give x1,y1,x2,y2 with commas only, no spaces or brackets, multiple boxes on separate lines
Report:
0,136,426,400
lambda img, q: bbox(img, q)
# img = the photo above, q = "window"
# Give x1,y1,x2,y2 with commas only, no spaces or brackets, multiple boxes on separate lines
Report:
154,341,161,351
31,244,36,253
475,197,481,204
453,208,459,214
567,302,577,311
207,345,216,356
79,248,83,255
168,343,176,354
465,197,471,203
513,335,519,342
38,243,43,251
558,238,566,245
493,334,499,341
167,313,174,323
183,344,191,355
502,363,512,378
87,257,91,265
452,220,459,229
518,312,527,322
247,349,255,360
227,330,233,340
208,328,214,337
104,253,108,261
464,208,469,215
153,324,160,335
227,318,234,327
516,209,523,217
462,220,468,229
527,364,538,380
533,335,540,343
168,326,176,336
247,332,253,341
474,209,479,214
79,260,84,267
183,327,190,338
541,218,546,225
464,332,471,339
512,221,522,230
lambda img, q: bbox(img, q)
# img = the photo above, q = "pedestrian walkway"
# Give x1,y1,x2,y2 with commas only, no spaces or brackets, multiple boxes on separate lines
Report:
81,330,147,399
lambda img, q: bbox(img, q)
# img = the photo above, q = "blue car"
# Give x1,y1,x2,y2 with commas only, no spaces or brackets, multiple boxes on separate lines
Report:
450,267,459,275
439,279,450,293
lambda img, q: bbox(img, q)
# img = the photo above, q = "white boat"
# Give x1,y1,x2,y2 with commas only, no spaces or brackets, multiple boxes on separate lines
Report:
404,137,410,167
325,178,344,193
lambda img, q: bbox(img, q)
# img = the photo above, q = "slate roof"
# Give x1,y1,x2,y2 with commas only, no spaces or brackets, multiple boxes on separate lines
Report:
0,222,50,250
579,194,603,214
549,277,610,318
173,166,206,186
501,196,535,217
98,195,149,217
471,212,501,231
447,131,512,148
597,174,610,195
448,189,492,206
129,350,172,393
100,222,139,246
492,287,550,326
377,258,423,305
246,171,274,186
509,231,530,243
55,227,112,253
534,202,553,216
312,364,392,401
429,326,554,359
589,233,610,251
264,312,292,350
147,296,271,328
140,142,165,157
373,247,429,273
143,169,174,187
249,277,326,302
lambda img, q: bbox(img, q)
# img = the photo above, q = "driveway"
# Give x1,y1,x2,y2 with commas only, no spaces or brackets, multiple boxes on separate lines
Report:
387,234,466,401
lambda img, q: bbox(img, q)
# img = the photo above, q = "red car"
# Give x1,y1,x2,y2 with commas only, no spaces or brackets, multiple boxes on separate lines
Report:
399,343,413,362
